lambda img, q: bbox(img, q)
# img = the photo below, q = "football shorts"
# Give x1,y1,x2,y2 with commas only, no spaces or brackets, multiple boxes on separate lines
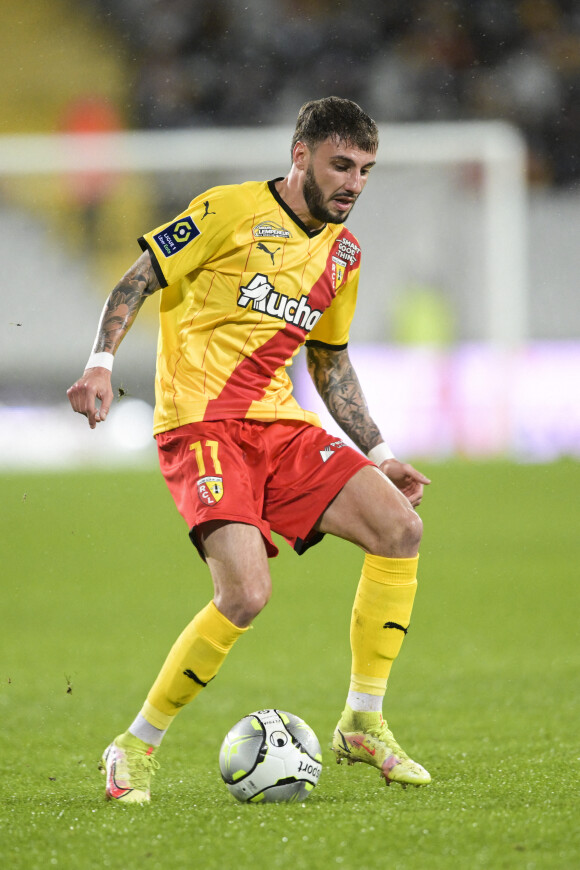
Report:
156,418,372,557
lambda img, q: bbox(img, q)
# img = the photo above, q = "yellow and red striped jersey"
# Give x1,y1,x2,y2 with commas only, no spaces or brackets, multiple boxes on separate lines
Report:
139,179,362,435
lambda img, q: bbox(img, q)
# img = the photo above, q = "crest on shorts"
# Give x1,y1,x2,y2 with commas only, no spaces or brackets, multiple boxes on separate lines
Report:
331,256,347,290
197,476,224,506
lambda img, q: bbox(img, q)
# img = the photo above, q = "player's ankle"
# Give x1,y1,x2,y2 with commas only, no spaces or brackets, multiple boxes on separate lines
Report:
128,712,168,747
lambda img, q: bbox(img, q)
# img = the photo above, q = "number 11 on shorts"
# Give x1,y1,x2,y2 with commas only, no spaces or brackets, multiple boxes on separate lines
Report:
189,440,222,476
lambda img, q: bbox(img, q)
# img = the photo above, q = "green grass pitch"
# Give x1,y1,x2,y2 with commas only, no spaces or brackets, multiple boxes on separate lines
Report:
1,460,579,869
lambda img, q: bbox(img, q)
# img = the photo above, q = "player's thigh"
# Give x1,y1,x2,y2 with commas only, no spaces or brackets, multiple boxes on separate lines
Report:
157,420,279,557
263,422,370,552
316,465,423,557
199,520,272,625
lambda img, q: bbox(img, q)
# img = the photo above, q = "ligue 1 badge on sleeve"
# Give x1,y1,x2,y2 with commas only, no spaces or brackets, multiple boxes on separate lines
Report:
153,216,201,257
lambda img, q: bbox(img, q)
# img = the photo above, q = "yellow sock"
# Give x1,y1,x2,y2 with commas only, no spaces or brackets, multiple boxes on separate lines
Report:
143,601,249,728
349,554,418,697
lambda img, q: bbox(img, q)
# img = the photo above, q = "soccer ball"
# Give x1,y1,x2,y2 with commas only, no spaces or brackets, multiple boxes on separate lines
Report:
219,709,322,803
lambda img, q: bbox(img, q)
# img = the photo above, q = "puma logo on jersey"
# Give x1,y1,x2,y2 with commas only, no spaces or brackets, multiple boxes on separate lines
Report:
256,242,280,264
238,273,323,331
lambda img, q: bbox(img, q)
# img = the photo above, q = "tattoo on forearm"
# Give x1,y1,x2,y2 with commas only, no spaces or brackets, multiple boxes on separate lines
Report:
306,346,382,454
94,253,160,353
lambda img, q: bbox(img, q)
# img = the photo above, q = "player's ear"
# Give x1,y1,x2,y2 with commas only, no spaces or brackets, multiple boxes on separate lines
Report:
292,140,310,171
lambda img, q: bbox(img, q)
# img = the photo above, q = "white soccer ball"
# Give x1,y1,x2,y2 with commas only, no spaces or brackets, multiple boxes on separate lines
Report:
219,708,322,803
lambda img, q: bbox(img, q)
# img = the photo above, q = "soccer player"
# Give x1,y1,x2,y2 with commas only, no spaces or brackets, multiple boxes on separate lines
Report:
68,96,432,803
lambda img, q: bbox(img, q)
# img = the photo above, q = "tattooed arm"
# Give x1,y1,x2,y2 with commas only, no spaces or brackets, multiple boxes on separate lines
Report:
92,251,160,354
67,251,160,428
306,344,382,455
306,344,430,506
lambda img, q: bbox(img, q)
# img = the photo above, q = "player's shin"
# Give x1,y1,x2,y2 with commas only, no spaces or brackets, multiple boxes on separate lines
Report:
348,554,418,706
333,554,430,786
139,600,249,735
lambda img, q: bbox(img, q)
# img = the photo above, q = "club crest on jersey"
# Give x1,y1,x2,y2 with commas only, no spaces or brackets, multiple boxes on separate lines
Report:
197,476,224,506
238,273,323,332
153,216,201,257
253,221,291,240
332,256,347,290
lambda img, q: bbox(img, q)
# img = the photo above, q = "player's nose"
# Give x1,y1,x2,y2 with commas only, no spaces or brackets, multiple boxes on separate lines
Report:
344,169,365,195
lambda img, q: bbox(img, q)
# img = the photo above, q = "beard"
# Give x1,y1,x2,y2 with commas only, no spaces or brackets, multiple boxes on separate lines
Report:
302,165,355,225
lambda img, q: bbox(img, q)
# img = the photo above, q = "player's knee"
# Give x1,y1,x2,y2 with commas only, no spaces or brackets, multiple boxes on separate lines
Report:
215,582,271,627
370,505,423,557
242,584,272,621
401,509,423,552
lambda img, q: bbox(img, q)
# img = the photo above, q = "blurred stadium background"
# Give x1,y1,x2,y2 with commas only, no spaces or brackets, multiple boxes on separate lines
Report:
1,0,580,468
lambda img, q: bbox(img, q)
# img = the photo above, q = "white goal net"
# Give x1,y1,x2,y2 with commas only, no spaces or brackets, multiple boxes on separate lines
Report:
5,121,562,467
0,121,527,363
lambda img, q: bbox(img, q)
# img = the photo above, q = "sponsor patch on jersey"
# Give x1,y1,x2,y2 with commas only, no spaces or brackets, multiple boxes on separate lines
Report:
238,273,323,332
332,256,347,290
336,236,361,266
153,216,201,257
253,220,292,240
197,476,224,506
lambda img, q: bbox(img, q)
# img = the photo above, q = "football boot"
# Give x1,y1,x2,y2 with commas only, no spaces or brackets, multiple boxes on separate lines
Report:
332,705,430,788
99,732,159,803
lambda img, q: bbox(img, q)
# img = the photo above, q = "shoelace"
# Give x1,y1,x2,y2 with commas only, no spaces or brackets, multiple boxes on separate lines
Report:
121,748,160,789
368,722,410,761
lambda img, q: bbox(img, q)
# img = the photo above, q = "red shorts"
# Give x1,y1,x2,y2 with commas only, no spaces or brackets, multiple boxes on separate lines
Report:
156,419,372,558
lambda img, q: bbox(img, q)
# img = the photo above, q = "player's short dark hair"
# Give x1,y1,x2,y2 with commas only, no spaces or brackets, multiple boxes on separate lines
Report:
291,96,379,157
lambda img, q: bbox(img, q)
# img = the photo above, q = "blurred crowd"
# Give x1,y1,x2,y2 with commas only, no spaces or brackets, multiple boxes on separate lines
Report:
92,0,580,186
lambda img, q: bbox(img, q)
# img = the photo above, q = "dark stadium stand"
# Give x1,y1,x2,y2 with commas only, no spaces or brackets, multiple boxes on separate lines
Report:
86,0,580,188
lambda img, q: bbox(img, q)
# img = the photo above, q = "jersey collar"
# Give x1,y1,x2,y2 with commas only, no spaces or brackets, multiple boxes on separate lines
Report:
268,178,328,238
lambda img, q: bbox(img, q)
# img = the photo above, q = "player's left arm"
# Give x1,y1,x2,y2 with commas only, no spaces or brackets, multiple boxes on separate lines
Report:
306,344,430,507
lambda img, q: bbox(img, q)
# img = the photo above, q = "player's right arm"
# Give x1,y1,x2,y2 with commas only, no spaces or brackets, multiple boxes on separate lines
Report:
67,251,160,429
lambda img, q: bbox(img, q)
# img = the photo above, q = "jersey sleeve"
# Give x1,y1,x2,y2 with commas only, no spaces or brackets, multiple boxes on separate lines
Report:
138,187,234,288
305,269,359,348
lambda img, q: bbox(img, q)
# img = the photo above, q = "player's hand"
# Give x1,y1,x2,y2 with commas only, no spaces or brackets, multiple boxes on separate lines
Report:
67,368,114,429
380,459,431,508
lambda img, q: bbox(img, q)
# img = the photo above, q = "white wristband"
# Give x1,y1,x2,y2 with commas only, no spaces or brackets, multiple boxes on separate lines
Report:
85,351,114,372
368,442,395,464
